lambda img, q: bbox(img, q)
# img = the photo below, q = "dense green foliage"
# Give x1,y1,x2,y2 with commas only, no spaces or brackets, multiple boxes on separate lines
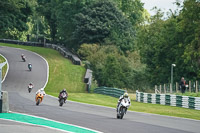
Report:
78,44,147,90
137,0,200,86
1,0,200,91
0,0,33,39
73,0,134,51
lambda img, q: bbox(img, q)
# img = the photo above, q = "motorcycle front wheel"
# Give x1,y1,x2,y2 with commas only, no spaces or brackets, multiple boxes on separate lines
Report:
28,88,31,93
120,107,125,119
59,99,64,106
36,98,40,106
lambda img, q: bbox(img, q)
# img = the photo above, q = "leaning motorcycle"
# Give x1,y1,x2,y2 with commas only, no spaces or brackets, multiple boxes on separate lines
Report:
21,56,26,62
117,98,130,119
28,85,33,93
28,64,32,71
35,93,44,106
59,92,67,106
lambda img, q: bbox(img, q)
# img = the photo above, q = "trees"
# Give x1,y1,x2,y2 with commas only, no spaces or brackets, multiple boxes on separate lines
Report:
36,0,58,42
180,0,200,79
137,0,200,86
56,0,95,46
114,0,144,27
0,0,33,39
73,0,134,51
78,44,147,90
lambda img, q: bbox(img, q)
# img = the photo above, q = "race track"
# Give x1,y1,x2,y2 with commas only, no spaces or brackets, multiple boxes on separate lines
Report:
0,46,200,133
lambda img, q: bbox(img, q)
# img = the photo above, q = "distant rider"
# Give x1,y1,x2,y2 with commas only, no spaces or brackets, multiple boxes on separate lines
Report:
58,88,68,103
116,92,131,112
28,63,32,69
21,54,25,58
28,82,34,88
21,54,26,61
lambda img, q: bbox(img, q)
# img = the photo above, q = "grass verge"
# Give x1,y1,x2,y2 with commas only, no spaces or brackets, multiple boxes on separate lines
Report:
175,92,200,97
0,54,7,80
1,43,200,120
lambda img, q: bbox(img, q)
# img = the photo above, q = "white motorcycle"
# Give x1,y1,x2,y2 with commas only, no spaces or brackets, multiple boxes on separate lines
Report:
117,98,130,119
28,85,33,93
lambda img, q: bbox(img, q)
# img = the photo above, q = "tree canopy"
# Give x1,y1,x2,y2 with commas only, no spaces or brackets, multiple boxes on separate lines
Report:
1,0,200,91
73,0,135,51
0,0,33,39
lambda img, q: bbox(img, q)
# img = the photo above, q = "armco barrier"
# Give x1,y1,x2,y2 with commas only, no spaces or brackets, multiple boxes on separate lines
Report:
0,39,81,65
136,90,200,110
94,87,125,98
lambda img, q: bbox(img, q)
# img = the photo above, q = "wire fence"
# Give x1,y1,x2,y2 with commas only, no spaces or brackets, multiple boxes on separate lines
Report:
154,81,200,94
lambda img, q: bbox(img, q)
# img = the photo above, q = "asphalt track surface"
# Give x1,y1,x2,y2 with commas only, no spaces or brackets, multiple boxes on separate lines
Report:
1,46,200,133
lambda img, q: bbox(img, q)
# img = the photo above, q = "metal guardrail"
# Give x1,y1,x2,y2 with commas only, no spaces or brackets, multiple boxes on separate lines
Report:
94,87,125,98
136,90,200,110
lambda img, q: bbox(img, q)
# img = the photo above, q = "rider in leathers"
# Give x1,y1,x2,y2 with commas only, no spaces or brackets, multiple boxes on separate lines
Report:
58,88,68,103
36,88,46,96
117,92,131,113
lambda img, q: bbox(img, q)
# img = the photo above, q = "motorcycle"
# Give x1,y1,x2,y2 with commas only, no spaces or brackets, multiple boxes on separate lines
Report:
59,92,67,106
28,64,32,71
35,92,44,106
117,98,130,119
28,85,33,93
21,56,26,62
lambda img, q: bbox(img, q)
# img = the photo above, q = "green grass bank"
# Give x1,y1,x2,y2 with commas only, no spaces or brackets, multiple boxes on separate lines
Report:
0,53,7,80
1,43,200,120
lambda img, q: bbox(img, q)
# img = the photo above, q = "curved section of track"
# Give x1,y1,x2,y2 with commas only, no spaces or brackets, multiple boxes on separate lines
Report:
0,46,200,133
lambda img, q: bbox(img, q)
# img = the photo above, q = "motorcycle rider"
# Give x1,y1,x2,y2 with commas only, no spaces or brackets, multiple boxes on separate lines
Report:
28,82,34,88
28,82,34,92
36,88,46,96
116,92,131,112
58,88,68,103
28,63,32,70
21,54,25,58
21,54,26,61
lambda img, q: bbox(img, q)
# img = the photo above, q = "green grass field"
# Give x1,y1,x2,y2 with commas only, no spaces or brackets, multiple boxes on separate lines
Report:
0,54,7,80
1,43,200,120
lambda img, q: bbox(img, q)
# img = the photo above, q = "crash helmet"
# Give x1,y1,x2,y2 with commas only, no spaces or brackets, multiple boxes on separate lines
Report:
123,92,128,98
63,88,66,92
